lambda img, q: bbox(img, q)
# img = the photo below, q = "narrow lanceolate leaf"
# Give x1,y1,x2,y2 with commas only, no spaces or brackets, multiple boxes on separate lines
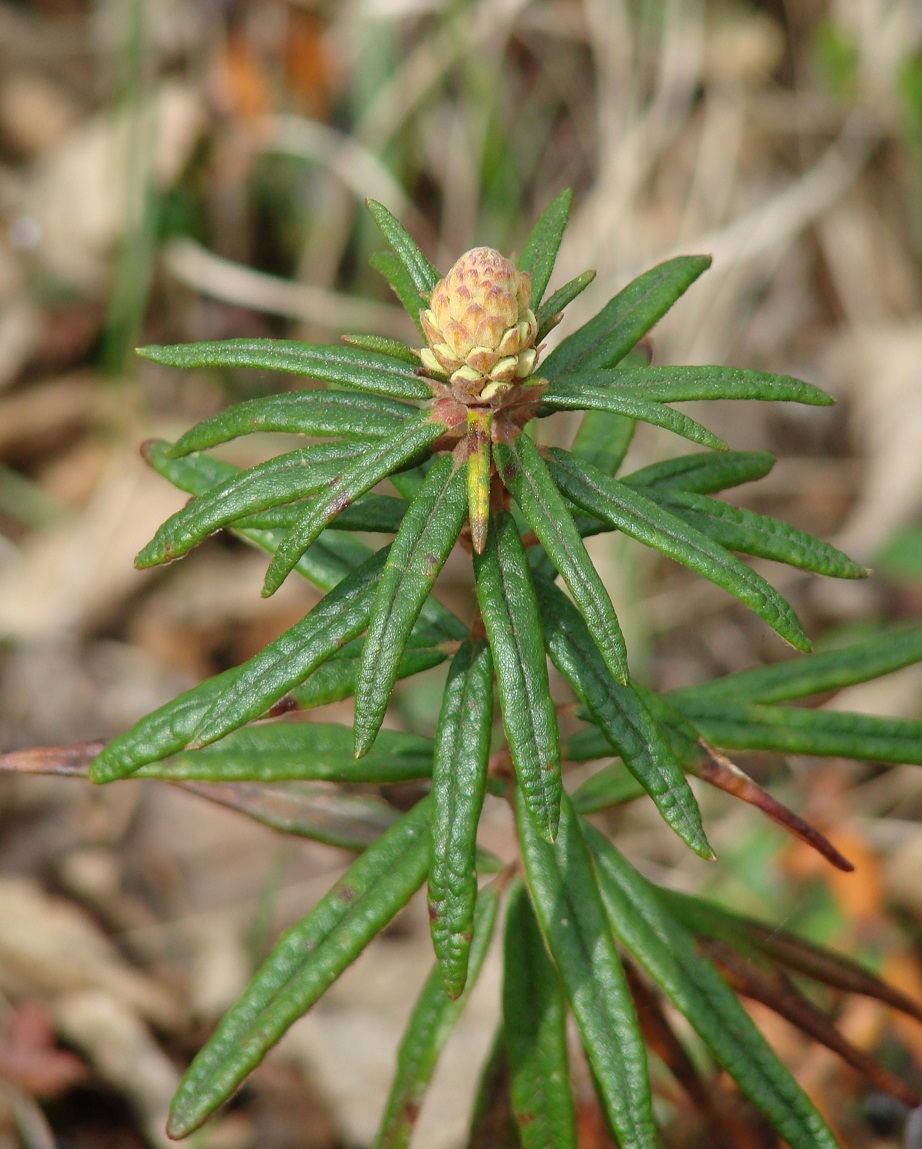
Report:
516,188,572,306
536,578,711,858
503,882,576,1149
237,492,407,536
193,549,388,749
428,640,494,998
179,781,401,851
136,442,368,568
168,797,432,1139
672,623,922,706
129,723,434,784
137,339,431,400
370,251,429,337
164,391,417,457
466,409,492,554
140,440,372,592
366,199,441,298
672,700,922,765
548,449,811,651
541,255,711,378
282,644,445,713
474,513,560,843
374,886,500,1149
560,366,832,407
466,1031,519,1149
496,435,628,685
649,490,867,579
355,456,467,756
569,408,635,477
571,762,647,813
582,824,840,1149
342,332,420,364
540,382,726,450
263,412,446,597
517,791,659,1149
623,450,775,495
92,551,388,781
536,269,596,341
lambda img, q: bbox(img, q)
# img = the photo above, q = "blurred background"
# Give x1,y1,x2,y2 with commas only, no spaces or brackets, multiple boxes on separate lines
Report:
2,0,922,1145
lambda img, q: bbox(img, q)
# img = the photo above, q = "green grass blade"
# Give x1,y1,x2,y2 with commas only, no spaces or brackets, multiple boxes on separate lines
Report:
536,269,597,341
167,797,432,1139
503,882,577,1149
136,443,368,568
128,723,434,783
191,550,388,749
583,824,840,1149
566,366,832,406
366,198,441,298
165,392,417,458
496,435,628,684
516,188,572,306
673,623,922,706
370,251,429,337
569,409,636,477
541,255,711,377
541,382,727,450
650,490,866,579
374,885,500,1149
548,449,811,651
623,450,775,495
673,700,922,764
137,339,431,400
355,455,467,755
536,578,711,858
517,790,659,1149
263,412,446,596
474,513,560,843
429,639,494,998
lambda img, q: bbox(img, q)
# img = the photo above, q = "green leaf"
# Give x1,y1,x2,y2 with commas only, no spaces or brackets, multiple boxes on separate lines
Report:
128,723,434,783
429,639,494,998
465,1030,519,1149
563,366,832,407
536,578,711,858
649,490,867,578
623,450,775,495
496,435,628,684
542,255,711,377
164,391,417,458
672,699,922,764
136,442,369,568
237,492,408,536
342,332,420,364
569,409,636,477
284,644,445,712
262,411,446,596
571,762,647,813
540,382,727,451
179,780,401,851
548,449,811,651
474,513,560,843
191,549,388,750
137,339,431,401
503,882,576,1149
673,623,922,706
366,199,441,299
167,797,432,1139
374,885,500,1149
370,251,429,337
536,269,596,341
516,188,572,306
91,550,388,781
140,439,371,591
355,455,467,756
583,824,840,1149
517,790,659,1149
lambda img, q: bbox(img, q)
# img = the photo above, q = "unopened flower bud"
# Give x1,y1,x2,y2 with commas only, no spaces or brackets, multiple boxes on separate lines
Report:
420,247,538,398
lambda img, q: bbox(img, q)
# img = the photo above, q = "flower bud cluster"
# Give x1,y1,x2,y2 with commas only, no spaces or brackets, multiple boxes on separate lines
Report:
420,247,538,400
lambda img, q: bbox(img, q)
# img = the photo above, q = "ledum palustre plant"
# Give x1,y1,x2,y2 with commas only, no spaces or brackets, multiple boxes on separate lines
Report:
31,191,922,1145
